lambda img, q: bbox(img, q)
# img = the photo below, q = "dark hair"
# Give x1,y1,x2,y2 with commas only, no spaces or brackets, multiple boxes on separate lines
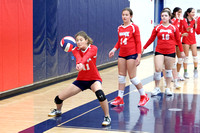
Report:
122,7,133,22
172,7,182,19
183,8,195,26
75,31,93,45
161,9,172,23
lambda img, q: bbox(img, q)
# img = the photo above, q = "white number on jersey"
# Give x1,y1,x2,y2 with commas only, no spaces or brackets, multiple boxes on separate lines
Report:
191,28,193,33
162,34,170,40
120,38,127,45
83,63,90,71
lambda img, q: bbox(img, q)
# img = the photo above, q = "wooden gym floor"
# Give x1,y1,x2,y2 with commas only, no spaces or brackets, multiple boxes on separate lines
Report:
0,52,200,133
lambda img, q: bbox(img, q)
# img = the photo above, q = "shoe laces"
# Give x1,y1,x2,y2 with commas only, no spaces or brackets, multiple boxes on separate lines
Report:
104,116,111,122
50,108,57,113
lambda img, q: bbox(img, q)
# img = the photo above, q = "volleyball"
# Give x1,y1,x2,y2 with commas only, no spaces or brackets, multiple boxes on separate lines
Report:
60,36,76,52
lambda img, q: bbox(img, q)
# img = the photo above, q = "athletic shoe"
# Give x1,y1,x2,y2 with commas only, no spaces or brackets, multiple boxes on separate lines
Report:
174,82,181,89
194,69,198,78
165,88,173,96
177,75,185,81
48,109,62,117
151,87,161,96
102,116,111,126
138,94,149,107
110,96,124,106
184,72,189,79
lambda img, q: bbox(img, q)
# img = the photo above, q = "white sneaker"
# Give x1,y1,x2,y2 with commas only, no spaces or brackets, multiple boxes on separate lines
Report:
48,109,62,117
151,87,161,96
184,72,189,79
178,76,185,81
102,116,111,126
165,88,173,96
194,69,198,78
174,81,181,89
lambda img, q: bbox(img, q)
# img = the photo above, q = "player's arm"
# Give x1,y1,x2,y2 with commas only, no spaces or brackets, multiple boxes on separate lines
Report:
134,25,142,54
133,25,142,66
113,33,120,50
143,27,157,50
109,32,120,58
196,17,200,35
81,45,97,64
174,27,184,58
72,48,82,64
182,18,195,32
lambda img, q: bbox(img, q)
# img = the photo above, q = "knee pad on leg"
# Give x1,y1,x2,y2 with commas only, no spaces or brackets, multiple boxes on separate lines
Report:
54,96,63,104
177,58,183,64
193,56,198,63
184,56,189,64
95,90,106,102
165,70,172,78
118,75,126,84
130,77,141,86
154,72,161,80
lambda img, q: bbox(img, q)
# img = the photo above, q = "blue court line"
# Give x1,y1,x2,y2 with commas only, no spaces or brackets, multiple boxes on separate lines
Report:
19,75,153,133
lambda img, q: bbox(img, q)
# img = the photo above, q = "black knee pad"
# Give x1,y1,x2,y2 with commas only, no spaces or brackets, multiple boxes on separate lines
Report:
95,90,106,102
54,96,63,104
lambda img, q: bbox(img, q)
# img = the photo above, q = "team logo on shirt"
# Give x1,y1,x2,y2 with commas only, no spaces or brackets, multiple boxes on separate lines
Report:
119,32,130,37
160,29,172,33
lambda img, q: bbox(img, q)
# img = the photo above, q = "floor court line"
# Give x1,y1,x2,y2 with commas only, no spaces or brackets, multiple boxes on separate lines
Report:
19,75,153,133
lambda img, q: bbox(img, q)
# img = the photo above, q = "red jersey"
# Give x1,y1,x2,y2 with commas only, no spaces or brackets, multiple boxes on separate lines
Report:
114,23,141,57
196,17,200,35
143,24,183,54
171,18,183,33
72,44,102,82
182,18,196,45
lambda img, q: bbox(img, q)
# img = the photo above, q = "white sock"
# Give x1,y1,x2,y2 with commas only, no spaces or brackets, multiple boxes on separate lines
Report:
174,78,178,84
118,90,124,98
138,88,145,96
177,72,180,77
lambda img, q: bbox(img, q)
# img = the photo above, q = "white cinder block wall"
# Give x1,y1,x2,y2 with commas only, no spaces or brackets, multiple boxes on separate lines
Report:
129,0,155,54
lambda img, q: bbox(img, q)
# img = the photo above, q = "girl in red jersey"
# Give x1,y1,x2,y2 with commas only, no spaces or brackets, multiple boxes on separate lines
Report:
196,16,200,34
171,7,185,82
182,8,198,79
160,7,183,89
143,10,185,96
48,31,111,126
109,7,149,107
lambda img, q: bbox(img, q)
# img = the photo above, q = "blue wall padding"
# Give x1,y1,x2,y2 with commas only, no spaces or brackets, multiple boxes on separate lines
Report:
33,0,129,82
33,0,47,81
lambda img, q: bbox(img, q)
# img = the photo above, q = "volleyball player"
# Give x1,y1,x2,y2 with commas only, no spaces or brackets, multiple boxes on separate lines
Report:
171,7,186,82
182,8,198,79
48,31,111,126
109,7,149,107
196,16,200,34
160,7,183,89
143,10,185,96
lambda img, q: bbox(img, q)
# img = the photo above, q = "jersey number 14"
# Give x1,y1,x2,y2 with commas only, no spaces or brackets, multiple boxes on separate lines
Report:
120,38,127,45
